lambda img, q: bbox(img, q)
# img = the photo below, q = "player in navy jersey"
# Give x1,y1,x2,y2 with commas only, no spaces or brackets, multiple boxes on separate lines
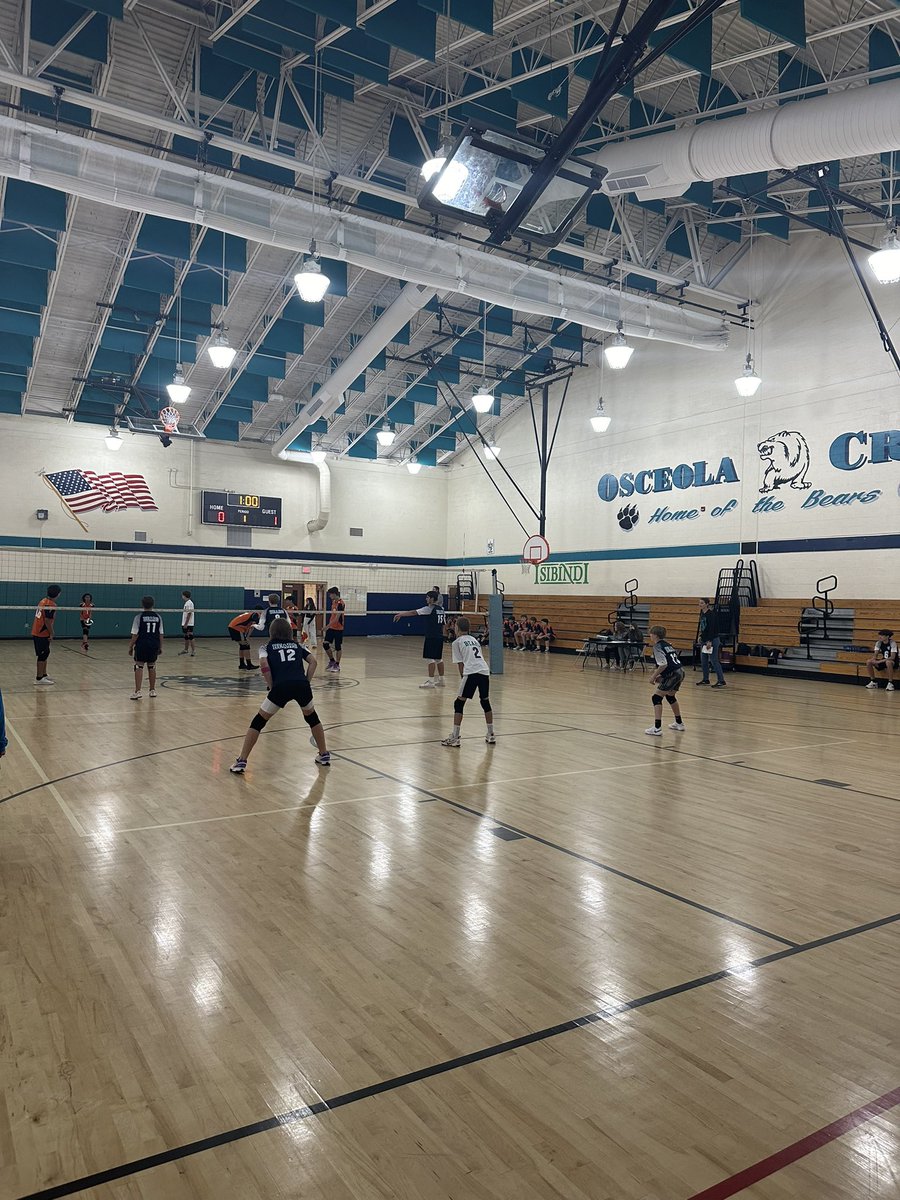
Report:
393,587,447,688
129,596,164,699
254,593,289,636
645,625,685,736
230,618,330,772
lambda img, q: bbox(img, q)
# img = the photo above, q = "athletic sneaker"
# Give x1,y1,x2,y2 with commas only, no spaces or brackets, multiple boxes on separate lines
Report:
669,721,686,731
711,681,726,688
485,734,496,744
149,689,157,698
866,680,878,689
130,691,142,700
314,752,331,766
644,726,663,736
441,736,460,747
887,682,895,691
419,679,436,688
434,678,445,687
178,649,189,655
229,758,247,774
35,677,55,686
696,680,709,686
245,663,258,671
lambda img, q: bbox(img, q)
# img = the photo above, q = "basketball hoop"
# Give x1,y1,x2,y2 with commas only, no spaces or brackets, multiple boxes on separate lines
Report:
522,533,550,567
158,406,180,434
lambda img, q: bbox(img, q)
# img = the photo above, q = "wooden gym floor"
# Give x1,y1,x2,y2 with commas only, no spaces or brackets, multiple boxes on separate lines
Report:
0,637,898,1200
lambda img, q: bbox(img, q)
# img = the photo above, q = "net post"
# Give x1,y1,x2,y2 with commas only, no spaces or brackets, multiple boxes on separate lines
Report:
488,592,504,676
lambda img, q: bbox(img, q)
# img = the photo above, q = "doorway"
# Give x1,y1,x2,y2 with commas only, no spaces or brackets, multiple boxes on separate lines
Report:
283,579,326,641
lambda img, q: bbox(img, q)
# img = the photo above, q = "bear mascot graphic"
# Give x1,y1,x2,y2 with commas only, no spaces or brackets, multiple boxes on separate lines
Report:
757,431,812,493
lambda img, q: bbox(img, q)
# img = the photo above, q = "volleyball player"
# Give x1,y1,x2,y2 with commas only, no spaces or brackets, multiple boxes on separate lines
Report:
255,593,289,636
865,629,898,690
393,587,446,687
129,596,164,699
323,586,346,672
230,617,330,772
32,584,60,685
227,610,261,670
301,597,317,648
80,593,94,652
645,625,685,736
441,617,495,746
179,590,195,656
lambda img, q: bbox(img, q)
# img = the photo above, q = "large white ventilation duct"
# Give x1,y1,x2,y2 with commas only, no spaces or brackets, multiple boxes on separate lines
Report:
0,116,728,351
273,283,435,455
596,77,900,201
270,453,332,533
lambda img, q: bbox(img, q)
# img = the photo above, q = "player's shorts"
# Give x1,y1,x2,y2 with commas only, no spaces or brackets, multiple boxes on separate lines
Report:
323,629,344,651
182,625,194,640
460,673,490,701
423,636,444,661
262,678,314,714
33,636,51,661
871,657,897,670
658,668,684,693
134,640,159,666
228,627,250,647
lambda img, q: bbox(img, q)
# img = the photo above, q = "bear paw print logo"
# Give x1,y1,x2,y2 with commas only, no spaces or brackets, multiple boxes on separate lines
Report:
617,504,639,531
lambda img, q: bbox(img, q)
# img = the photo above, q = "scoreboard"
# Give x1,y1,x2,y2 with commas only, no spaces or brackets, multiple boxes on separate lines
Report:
201,491,282,528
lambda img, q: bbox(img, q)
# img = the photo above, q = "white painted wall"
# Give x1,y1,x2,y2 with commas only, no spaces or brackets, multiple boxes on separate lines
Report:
0,414,448,561
446,235,900,600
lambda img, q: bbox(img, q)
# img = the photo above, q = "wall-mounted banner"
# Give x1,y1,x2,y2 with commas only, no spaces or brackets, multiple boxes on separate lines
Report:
535,562,589,585
598,457,739,503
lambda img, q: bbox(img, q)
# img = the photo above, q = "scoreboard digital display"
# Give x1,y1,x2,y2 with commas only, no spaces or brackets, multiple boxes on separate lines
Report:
201,491,282,528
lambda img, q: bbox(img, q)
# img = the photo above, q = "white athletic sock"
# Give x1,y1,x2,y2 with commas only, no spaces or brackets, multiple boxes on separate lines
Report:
486,724,494,735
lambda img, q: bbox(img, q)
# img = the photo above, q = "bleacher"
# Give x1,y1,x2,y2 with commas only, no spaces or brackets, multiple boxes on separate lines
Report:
502,594,700,661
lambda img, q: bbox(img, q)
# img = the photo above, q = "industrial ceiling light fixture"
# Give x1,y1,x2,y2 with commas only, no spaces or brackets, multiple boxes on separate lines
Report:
406,456,422,474
471,307,495,413
295,52,332,305
868,224,900,284
604,321,633,370
104,425,123,451
590,399,611,432
483,441,500,460
734,352,762,397
376,420,396,447
208,235,237,368
208,328,237,369
166,294,191,403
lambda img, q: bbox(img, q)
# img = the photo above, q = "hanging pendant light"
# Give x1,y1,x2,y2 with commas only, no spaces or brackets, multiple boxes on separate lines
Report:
483,442,500,461
604,321,633,370
590,400,611,432
406,456,422,474
734,353,762,397
294,239,331,303
868,225,900,284
472,382,494,413
376,421,396,447
104,426,123,451
208,329,237,369
166,364,191,405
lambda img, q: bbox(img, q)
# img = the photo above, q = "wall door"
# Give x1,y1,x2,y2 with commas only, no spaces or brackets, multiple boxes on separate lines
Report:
282,580,326,639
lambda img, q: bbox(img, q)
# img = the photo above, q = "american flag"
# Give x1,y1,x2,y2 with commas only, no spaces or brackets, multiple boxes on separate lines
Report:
44,469,158,513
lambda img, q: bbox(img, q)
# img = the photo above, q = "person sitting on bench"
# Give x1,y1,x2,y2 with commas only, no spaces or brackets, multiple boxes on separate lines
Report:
866,629,897,690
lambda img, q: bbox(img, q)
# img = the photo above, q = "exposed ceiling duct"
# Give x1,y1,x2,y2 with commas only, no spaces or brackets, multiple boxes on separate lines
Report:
595,77,900,202
0,116,729,354
273,283,436,456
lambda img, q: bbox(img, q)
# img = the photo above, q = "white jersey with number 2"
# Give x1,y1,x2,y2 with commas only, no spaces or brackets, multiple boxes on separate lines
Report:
451,634,490,677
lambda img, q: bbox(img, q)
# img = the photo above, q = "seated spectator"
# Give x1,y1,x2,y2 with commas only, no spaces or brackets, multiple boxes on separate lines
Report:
503,618,515,648
612,620,629,668
866,629,897,690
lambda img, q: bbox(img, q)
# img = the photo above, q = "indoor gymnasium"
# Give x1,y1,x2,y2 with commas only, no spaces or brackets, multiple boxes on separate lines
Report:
1,1,899,1197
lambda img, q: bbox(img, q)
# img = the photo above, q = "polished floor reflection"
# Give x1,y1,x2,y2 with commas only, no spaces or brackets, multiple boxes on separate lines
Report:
1,638,897,1200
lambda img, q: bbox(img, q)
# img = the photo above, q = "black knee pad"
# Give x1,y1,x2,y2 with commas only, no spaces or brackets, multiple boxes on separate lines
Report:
651,693,663,706
479,696,491,712
665,694,677,706
453,698,465,715
250,713,267,732
303,709,320,728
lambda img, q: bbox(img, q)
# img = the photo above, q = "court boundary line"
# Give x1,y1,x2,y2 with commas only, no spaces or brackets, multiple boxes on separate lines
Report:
685,1083,900,1199
15,911,900,1200
6,724,87,836
334,751,799,948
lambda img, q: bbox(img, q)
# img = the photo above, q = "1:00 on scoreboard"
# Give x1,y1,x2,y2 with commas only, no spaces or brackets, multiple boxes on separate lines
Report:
201,490,282,528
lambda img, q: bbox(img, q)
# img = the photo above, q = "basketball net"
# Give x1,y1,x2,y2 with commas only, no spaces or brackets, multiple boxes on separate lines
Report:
158,406,180,434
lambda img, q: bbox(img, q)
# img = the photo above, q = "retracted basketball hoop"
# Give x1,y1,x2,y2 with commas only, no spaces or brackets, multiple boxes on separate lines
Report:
522,534,550,566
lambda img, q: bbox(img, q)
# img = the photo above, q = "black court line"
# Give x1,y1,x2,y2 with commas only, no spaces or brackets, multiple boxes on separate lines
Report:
16,911,900,1200
334,752,798,948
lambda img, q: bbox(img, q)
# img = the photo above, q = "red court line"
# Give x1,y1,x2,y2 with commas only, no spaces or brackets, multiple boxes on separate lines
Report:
687,1085,900,1199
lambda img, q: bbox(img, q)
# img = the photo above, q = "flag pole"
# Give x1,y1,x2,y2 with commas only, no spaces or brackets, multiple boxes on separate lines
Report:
41,473,90,533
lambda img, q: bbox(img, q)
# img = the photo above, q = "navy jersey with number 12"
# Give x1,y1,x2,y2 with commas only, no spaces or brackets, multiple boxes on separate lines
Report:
261,639,310,683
